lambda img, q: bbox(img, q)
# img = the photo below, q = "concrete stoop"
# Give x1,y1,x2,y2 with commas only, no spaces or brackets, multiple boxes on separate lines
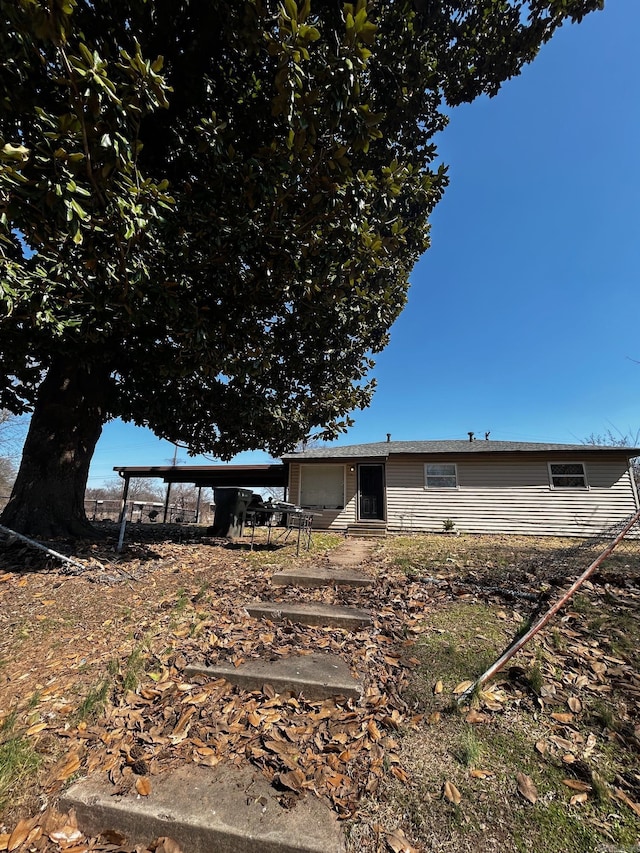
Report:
184,652,363,700
271,565,374,588
60,764,345,853
246,600,371,630
344,526,387,539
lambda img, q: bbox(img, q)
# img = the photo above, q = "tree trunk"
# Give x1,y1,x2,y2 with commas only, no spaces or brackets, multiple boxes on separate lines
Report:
1,356,110,539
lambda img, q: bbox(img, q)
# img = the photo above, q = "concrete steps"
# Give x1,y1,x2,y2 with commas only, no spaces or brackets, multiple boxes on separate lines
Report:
60,764,345,853
271,565,374,588
246,600,371,630
62,542,376,852
184,652,363,700
345,524,387,538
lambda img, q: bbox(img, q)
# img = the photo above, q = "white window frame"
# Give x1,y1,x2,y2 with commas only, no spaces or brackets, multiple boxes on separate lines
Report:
424,462,458,489
548,461,589,489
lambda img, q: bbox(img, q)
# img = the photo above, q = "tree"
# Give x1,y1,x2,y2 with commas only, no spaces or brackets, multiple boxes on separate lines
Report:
86,477,164,504
1,0,603,537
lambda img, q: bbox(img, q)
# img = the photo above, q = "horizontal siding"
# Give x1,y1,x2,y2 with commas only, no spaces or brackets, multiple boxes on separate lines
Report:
290,454,638,536
288,464,300,507
386,454,638,537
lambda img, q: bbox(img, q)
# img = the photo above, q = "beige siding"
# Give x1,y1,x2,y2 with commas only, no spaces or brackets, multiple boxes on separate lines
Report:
288,453,638,536
387,454,638,537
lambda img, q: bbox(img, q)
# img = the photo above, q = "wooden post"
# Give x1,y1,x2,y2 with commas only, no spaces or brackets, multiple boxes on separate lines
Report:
163,482,172,524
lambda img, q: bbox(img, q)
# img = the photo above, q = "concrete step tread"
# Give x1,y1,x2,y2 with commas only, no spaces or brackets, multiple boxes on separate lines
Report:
185,652,362,700
60,764,345,853
272,565,374,588
345,530,387,538
246,600,371,629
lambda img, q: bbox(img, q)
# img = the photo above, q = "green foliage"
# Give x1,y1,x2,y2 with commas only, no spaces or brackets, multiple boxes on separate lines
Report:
75,678,111,722
0,713,41,810
455,726,483,767
0,0,604,532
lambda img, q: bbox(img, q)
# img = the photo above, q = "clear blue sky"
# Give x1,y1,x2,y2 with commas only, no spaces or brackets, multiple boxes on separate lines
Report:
87,0,640,489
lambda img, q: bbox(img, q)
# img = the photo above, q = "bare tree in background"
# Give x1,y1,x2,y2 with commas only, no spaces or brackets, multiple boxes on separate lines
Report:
0,410,26,499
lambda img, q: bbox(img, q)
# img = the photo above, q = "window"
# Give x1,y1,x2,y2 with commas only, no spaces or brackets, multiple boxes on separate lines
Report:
300,464,345,509
548,462,588,489
425,463,458,489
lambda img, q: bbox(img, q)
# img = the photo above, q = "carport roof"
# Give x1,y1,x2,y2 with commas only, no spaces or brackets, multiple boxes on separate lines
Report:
113,464,288,488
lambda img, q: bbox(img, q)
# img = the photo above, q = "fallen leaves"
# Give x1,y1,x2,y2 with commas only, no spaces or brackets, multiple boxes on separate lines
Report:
443,780,462,804
136,776,152,796
561,779,591,793
7,818,37,852
386,827,419,853
2,529,640,852
516,772,538,804
453,680,474,695
613,787,640,817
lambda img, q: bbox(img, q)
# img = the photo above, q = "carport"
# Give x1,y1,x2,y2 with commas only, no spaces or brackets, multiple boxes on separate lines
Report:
113,464,289,547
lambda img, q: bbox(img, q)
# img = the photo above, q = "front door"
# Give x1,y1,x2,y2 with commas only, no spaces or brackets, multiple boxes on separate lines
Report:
358,464,385,521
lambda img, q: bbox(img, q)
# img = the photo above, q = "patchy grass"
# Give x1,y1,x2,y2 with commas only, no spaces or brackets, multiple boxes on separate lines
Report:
404,601,513,711
244,529,345,568
351,533,640,853
0,528,638,851
0,713,41,813
74,677,112,724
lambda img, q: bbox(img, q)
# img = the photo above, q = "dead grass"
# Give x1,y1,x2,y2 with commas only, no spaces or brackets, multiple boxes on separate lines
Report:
350,533,640,853
0,528,639,852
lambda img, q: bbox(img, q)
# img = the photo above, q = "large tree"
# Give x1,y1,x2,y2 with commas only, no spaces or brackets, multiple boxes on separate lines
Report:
1,0,602,537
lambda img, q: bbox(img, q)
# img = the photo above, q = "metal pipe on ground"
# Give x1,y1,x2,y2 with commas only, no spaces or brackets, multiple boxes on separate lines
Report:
0,523,89,571
457,507,640,705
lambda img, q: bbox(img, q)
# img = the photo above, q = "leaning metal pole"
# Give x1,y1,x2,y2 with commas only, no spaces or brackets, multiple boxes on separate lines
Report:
0,523,89,571
457,507,640,705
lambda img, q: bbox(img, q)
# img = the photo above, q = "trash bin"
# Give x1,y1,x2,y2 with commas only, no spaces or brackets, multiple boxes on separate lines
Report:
212,487,253,538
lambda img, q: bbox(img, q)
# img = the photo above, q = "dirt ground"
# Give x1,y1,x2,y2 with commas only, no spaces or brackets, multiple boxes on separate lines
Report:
0,525,639,853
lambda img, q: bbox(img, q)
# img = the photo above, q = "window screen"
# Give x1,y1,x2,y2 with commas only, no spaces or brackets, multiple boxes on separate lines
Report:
549,462,587,488
300,464,344,508
425,463,458,489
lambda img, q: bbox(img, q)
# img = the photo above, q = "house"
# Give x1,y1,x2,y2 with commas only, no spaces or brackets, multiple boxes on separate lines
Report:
282,439,640,537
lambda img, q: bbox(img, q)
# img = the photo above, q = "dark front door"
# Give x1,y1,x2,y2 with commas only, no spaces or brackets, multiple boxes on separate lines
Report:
358,464,385,521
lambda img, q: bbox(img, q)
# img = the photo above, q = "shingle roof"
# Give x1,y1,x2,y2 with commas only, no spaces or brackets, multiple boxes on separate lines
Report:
282,440,640,460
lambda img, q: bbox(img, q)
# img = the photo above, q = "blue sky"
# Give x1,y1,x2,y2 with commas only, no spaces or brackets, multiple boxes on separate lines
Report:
87,0,640,489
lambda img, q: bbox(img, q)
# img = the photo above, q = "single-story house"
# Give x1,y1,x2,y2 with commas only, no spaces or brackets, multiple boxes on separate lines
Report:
282,439,640,537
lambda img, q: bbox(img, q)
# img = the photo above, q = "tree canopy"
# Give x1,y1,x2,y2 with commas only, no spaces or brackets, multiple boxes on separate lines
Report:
0,0,602,536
